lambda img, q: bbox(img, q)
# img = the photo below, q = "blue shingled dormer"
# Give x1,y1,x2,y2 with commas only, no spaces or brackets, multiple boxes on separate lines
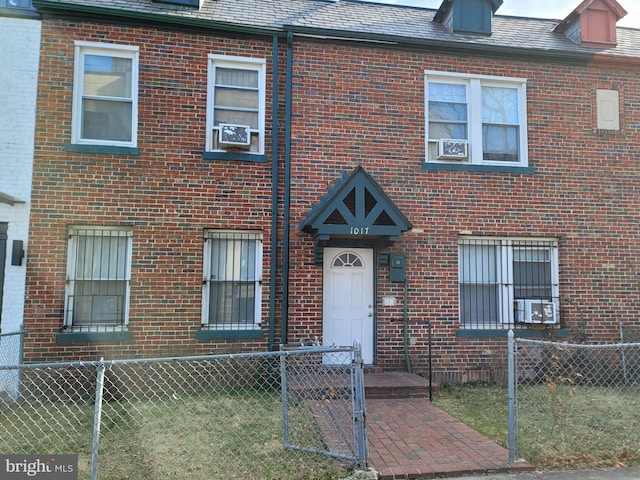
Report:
434,0,503,36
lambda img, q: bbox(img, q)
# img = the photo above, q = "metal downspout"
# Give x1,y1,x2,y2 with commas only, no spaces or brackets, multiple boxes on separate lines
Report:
280,31,293,345
268,35,279,351
403,278,412,373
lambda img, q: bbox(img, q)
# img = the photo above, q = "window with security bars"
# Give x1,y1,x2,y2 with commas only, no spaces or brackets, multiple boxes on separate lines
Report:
458,237,559,329
64,227,132,330
202,231,262,330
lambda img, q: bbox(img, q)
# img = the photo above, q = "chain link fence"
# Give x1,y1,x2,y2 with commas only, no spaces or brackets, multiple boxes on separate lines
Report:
0,344,366,480
0,329,25,365
0,329,26,402
509,328,640,469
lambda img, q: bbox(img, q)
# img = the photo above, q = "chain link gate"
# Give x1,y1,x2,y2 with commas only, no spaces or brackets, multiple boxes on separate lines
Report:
0,344,367,480
280,343,368,467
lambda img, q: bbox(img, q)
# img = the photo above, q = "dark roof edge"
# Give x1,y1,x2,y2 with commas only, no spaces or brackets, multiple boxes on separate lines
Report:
284,26,596,65
30,1,633,66
31,0,283,37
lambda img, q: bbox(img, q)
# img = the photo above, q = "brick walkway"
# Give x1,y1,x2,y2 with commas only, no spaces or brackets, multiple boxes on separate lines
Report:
366,397,534,479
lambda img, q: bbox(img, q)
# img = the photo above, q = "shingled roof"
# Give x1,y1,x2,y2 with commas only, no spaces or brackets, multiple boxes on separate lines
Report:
32,0,640,60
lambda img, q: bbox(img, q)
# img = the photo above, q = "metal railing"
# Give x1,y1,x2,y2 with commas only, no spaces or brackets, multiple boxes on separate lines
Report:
0,344,367,480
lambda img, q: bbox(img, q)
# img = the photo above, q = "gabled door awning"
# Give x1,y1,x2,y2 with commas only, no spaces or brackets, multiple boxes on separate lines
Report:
300,166,412,265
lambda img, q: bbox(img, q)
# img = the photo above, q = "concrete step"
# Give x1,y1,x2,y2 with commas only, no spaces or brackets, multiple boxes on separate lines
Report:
364,372,439,399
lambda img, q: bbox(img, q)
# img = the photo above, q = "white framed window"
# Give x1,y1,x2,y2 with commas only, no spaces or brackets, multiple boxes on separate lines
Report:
458,237,559,329
64,226,133,331
202,230,263,330
425,72,528,166
71,41,139,147
206,55,266,154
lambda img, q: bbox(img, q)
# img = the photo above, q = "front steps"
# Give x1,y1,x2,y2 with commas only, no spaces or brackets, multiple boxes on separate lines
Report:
364,371,438,399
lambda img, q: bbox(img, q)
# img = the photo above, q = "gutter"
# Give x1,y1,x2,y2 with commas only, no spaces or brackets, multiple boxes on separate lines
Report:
269,35,279,350
31,0,285,37
33,0,614,67
283,25,598,66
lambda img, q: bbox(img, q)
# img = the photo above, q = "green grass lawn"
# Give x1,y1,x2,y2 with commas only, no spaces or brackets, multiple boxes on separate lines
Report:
434,383,640,470
0,391,350,480
7,380,639,477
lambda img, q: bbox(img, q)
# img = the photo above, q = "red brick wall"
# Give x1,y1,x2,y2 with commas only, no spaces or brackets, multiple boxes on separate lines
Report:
286,40,640,382
26,20,286,362
26,19,640,383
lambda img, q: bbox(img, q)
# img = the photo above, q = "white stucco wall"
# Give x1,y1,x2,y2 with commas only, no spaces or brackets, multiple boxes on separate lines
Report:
0,15,40,370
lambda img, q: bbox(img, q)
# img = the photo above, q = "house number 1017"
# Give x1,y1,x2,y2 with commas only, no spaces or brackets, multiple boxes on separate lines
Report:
349,227,370,235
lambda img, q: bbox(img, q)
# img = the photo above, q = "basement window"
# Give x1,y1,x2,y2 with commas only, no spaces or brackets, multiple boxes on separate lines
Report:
64,226,132,331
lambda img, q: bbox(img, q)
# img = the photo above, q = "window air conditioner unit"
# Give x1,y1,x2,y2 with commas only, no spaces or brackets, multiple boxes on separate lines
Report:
437,139,468,160
219,124,251,147
516,299,557,324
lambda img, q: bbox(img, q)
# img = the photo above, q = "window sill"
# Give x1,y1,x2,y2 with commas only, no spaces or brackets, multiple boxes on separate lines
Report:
423,162,534,174
456,328,570,339
196,329,264,340
66,144,139,155
202,151,268,163
0,7,39,18
56,330,133,343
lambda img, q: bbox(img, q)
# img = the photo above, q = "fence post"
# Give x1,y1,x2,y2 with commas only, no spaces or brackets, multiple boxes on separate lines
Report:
90,358,106,480
279,348,290,448
352,341,368,468
620,322,628,384
507,330,516,464
427,321,433,402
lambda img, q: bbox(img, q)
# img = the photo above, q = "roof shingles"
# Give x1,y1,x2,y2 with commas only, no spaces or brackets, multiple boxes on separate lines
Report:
32,0,640,58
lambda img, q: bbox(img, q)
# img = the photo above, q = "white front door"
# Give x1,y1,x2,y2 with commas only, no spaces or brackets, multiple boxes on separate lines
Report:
323,247,374,364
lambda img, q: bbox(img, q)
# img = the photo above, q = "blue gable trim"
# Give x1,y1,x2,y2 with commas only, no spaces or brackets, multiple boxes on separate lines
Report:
300,166,412,264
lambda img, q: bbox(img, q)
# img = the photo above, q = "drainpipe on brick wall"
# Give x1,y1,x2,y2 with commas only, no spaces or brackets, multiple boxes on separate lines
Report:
268,35,279,351
280,31,294,345
403,278,412,373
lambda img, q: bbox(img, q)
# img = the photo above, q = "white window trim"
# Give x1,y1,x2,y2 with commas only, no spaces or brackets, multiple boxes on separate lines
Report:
425,71,528,167
64,226,133,331
201,230,263,330
206,54,266,154
71,41,139,148
458,236,559,328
